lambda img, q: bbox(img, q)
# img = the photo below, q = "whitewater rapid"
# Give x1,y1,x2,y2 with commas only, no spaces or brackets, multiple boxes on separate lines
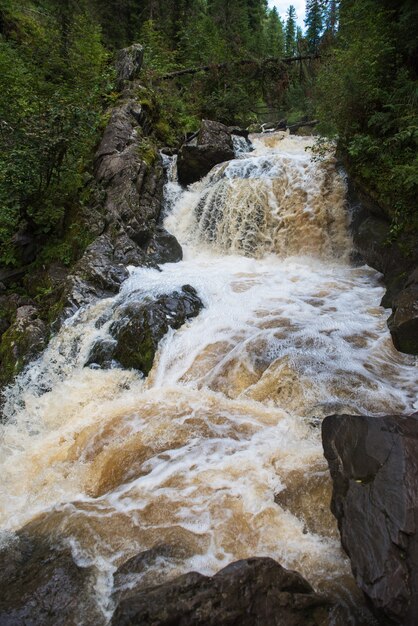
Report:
1,132,416,621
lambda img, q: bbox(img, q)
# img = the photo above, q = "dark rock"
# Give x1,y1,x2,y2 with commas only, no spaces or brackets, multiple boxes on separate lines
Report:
322,413,418,625
115,43,144,90
0,266,28,287
228,126,250,140
85,286,203,374
177,119,235,186
0,317,9,336
74,235,129,294
347,177,418,353
112,544,192,603
111,557,331,626
388,275,418,354
85,338,118,368
0,532,100,626
11,229,38,265
146,227,183,264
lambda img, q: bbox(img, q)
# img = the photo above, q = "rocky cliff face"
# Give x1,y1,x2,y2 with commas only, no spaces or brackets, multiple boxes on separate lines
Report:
0,45,183,402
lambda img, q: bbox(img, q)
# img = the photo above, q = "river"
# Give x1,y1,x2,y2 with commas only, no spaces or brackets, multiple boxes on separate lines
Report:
1,132,416,621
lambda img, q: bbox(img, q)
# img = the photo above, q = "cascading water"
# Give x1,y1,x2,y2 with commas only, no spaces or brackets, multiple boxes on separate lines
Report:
1,132,416,622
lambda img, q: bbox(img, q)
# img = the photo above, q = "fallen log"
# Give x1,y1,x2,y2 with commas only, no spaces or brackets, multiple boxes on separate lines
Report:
161,55,319,80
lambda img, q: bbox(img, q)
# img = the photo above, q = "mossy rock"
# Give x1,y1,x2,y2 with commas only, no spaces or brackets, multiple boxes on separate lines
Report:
85,285,203,375
0,306,48,387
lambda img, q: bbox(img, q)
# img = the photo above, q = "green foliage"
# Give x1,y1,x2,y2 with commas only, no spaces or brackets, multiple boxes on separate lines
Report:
304,0,324,53
0,0,109,267
316,0,418,234
285,5,297,56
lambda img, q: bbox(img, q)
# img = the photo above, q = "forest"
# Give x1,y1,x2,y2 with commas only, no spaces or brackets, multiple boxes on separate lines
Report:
0,0,416,271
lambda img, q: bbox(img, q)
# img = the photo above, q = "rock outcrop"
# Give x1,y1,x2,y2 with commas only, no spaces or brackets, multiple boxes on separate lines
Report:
85,285,203,374
111,556,331,626
322,413,418,625
177,120,235,186
115,43,144,90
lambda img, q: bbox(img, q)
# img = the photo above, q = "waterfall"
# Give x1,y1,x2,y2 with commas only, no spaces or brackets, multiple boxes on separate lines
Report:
1,132,416,623
165,133,349,259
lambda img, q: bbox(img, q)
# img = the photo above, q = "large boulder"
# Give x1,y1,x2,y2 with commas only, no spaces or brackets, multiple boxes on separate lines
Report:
388,270,418,354
177,120,235,186
85,285,203,374
111,556,331,626
0,532,100,626
322,413,418,625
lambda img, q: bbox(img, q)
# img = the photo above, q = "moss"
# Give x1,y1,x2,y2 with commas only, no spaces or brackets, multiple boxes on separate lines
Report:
114,321,156,375
137,136,158,167
0,324,27,386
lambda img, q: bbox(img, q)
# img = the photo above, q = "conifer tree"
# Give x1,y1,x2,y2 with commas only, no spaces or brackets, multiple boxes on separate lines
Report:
264,7,285,57
304,0,323,53
285,5,297,56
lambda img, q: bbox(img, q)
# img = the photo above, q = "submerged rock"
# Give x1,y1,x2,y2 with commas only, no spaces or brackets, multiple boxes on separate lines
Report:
177,119,235,186
111,556,331,626
0,532,99,626
86,285,203,374
322,413,418,625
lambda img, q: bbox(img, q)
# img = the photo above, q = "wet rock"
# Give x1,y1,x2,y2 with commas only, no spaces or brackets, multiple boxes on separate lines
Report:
228,126,250,140
322,413,418,625
388,273,418,354
86,286,203,374
177,119,235,186
348,178,418,353
146,227,183,264
0,532,100,626
74,235,129,294
111,557,331,626
112,544,191,602
115,43,144,90
85,338,118,369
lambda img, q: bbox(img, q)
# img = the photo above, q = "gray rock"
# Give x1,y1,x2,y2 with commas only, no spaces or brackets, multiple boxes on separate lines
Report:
115,43,144,90
111,557,331,626
322,413,418,625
